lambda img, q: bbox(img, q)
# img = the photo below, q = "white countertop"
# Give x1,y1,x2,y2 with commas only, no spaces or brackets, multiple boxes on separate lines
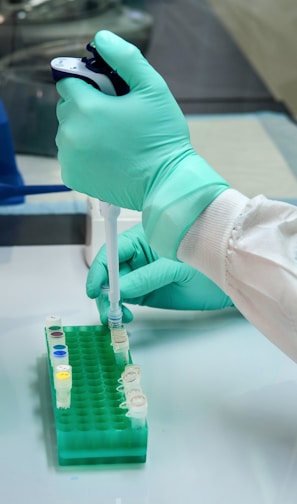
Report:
1,244,297,504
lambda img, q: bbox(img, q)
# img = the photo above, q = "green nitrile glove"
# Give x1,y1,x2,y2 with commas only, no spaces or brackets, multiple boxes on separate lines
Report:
86,224,233,325
56,30,229,259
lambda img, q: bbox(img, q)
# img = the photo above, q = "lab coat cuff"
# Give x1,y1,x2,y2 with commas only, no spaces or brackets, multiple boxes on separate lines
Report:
177,189,249,290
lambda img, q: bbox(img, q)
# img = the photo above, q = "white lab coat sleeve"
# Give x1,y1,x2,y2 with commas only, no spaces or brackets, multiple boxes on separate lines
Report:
177,188,297,362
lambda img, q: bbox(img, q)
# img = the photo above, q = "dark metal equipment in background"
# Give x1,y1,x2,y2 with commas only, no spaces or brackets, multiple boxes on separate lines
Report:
0,0,289,158
0,0,153,155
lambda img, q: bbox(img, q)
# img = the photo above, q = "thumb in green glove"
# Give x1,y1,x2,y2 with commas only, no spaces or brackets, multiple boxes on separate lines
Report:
86,224,233,325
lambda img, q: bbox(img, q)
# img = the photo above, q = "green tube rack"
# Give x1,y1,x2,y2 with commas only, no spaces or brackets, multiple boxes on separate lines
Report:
45,324,148,466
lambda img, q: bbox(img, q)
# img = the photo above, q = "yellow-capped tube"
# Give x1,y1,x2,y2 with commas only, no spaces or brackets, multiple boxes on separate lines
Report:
54,364,72,409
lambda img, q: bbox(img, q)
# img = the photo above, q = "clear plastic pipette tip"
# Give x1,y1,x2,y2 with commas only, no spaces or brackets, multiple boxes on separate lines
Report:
108,308,123,329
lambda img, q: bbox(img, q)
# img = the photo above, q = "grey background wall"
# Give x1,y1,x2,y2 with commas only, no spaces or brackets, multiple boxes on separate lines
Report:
0,0,289,158
143,0,286,114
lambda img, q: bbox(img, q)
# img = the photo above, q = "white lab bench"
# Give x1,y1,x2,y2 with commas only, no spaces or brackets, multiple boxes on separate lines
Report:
2,111,297,502
1,243,297,504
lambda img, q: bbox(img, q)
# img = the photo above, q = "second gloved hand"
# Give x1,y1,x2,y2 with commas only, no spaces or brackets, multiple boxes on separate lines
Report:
86,224,233,325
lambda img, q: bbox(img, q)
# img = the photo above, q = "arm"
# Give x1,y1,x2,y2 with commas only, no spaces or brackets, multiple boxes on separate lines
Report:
56,31,297,362
178,189,297,361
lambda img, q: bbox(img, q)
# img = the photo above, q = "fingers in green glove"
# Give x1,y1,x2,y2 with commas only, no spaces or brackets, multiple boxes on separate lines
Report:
87,224,233,327
94,31,165,92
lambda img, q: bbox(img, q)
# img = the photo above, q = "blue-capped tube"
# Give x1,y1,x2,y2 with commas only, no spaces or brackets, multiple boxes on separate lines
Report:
52,346,69,367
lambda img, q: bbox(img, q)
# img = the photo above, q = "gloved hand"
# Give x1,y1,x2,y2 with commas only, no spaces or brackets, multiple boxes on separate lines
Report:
86,224,233,325
56,30,229,259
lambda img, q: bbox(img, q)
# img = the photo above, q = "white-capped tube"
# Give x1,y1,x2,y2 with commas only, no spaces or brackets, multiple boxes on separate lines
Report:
46,315,62,328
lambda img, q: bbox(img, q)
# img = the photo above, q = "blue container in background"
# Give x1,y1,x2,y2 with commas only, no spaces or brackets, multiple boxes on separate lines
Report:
0,100,24,205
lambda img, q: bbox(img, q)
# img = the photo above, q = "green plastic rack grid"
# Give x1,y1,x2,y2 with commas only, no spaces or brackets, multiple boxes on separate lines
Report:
45,324,148,466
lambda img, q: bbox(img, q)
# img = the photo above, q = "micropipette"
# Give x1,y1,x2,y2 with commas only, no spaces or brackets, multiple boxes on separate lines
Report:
99,201,122,328
50,42,129,328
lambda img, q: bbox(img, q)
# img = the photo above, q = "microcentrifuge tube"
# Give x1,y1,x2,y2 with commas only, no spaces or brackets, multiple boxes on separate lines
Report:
52,347,69,367
110,326,129,365
54,366,72,409
50,344,68,366
117,368,141,393
45,315,63,344
47,330,66,347
126,393,148,428
124,364,141,378
56,364,72,373
46,315,62,329
119,387,143,409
